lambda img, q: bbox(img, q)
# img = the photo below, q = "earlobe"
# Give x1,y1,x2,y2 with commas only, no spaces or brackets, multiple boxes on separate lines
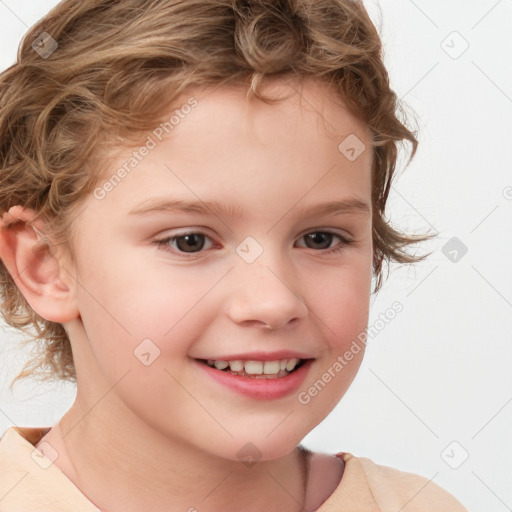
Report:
0,205,79,323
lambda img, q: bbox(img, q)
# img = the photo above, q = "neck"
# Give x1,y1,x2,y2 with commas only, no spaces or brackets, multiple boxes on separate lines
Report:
52,399,309,512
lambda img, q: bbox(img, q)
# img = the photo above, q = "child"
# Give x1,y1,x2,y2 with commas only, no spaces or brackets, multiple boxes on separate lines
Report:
0,0,468,510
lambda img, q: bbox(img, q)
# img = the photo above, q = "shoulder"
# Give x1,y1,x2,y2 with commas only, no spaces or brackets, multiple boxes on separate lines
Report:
340,452,469,512
0,426,100,511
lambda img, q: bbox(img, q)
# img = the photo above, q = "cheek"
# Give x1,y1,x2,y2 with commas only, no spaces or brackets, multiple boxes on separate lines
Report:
310,256,372,347
73,253,220,381
76,246,216,333
73,260,208,429
295,256,371,413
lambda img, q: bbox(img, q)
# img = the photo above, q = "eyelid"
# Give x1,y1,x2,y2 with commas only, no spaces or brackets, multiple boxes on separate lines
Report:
303,226,352,237
300,227,353,241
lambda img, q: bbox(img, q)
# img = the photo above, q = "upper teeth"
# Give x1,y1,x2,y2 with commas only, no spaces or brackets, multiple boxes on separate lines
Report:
210,358,301,374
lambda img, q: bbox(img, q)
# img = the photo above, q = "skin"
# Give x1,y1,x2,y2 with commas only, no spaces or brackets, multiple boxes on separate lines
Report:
0,77,373,512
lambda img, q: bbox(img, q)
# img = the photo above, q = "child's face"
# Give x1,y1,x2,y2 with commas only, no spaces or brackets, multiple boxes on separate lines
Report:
65,78,373,460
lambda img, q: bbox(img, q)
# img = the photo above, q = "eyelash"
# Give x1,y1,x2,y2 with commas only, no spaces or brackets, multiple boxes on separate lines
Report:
153,230,353,257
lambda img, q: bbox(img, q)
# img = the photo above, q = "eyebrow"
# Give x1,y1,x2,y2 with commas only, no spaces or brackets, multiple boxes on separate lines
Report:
129,197,371,218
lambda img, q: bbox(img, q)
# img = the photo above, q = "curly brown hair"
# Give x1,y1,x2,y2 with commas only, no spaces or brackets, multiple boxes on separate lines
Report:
0,0,432,387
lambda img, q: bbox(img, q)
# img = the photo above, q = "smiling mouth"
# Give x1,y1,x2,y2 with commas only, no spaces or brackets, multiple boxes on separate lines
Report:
198,358,308,379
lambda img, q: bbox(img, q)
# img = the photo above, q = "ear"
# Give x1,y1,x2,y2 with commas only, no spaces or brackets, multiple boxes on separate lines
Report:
0,205,79,323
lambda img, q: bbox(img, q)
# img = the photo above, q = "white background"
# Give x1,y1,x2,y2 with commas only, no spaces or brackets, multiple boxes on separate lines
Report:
0,1,511,510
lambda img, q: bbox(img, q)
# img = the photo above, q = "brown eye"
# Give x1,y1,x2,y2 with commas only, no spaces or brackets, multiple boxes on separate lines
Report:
303,232,335,250
154,232,214,255
174,233,206,252
296,230,353,255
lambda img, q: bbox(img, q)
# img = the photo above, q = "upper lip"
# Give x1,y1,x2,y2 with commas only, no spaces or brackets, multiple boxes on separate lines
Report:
194,351,313,361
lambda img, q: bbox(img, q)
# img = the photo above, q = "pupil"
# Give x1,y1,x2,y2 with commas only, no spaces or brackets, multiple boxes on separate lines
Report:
177,234,204,252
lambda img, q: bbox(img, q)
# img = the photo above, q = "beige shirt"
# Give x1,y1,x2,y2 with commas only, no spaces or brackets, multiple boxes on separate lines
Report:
0,426,468,511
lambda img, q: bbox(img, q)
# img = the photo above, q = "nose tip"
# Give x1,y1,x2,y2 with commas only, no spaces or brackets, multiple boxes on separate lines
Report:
226,264,308,330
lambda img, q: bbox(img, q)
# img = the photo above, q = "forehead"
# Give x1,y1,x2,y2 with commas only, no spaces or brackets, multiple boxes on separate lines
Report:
103,76,372,168
185,77,371,146
85,76,373,228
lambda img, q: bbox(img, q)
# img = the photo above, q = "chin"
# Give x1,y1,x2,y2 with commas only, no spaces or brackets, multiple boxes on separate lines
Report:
206,424,309,464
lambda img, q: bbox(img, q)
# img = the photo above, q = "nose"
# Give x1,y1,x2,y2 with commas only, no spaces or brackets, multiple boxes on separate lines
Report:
225,257,308,330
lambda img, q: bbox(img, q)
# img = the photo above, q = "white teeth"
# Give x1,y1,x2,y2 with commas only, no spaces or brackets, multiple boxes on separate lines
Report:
286,358,300,372
207,358,303,375
263,360,281,375
228,360,244,372
244,360,263,375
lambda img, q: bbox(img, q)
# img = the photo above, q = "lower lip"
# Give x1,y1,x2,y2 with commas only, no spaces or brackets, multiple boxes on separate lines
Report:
196,359,313,400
